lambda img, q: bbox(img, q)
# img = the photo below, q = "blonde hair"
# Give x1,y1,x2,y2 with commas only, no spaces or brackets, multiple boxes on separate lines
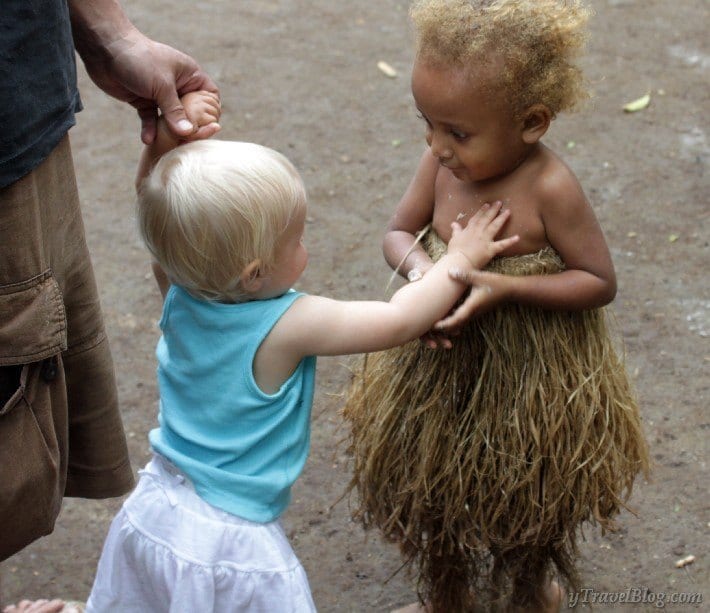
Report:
410,0,591,117
137,140,306,303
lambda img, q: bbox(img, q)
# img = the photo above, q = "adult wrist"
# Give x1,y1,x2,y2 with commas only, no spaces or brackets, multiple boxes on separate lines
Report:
70,1,138,59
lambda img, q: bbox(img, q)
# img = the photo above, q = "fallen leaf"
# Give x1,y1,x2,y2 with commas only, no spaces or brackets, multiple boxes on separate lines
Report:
675,555,695,568
623,93,651,112
668,234,679,242
377,60,398,78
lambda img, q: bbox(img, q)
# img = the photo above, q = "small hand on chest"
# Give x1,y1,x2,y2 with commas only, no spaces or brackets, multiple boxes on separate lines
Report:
432,175,548,256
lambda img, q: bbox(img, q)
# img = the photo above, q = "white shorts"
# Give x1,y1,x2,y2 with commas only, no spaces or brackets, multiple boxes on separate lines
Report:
87,455,316,613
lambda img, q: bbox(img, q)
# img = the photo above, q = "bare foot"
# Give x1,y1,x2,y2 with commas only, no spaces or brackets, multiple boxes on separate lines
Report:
2,600,65,613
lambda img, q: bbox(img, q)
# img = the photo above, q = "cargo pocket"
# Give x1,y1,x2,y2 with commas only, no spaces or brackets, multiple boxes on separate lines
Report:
0,270,68,561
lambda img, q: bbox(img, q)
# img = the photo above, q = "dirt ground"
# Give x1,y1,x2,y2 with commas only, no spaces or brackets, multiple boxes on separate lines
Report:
1,0,708,610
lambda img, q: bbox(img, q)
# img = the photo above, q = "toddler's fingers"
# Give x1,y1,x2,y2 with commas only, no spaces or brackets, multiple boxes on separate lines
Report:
204,109,221,123
199,89,220,103
205,96,221,113
466,201,492,223
187,90,220,103
482,207,512,235
492,234,519,253
475,200,503,223
197,99,219,114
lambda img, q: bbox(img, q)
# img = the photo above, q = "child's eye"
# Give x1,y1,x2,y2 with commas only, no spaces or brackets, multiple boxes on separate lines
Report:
451,129,469,141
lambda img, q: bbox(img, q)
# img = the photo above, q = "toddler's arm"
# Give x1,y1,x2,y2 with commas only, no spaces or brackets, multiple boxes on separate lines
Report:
136,91,220,300
135,90,221,190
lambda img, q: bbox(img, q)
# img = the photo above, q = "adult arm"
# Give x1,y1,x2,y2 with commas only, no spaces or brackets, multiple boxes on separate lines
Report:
69,0,219,144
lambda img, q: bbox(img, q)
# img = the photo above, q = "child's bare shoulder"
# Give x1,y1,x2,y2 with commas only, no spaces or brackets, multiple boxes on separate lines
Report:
532,147,588,214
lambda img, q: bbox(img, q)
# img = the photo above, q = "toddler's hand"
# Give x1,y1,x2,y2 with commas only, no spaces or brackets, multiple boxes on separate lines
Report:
447,201,518,270
154,90,221,145
181,90,221,139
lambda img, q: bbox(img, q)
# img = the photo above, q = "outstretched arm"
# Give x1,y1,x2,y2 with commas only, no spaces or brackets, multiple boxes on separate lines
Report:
69,0,219,144
254,203,519,393
345,204,517,352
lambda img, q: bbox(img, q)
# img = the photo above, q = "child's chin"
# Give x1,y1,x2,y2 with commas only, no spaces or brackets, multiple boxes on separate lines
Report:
450,167,472,181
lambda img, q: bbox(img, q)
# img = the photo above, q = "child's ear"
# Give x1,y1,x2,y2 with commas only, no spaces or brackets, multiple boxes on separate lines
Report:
521,104,552,144
240,259,263,292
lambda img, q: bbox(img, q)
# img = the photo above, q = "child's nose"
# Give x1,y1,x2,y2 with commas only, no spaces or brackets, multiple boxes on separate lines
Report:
428,132,453,160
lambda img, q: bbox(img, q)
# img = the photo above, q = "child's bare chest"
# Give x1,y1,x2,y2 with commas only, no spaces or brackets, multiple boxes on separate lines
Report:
431,173,549,255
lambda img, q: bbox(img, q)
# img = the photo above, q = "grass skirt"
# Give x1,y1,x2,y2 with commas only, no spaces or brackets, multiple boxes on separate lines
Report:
343,237,650,611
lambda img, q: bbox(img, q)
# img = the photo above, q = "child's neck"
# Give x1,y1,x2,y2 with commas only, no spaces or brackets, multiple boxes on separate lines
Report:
470,142,541,190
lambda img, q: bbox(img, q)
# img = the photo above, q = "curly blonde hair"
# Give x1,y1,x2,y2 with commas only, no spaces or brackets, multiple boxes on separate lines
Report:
410,0,591,117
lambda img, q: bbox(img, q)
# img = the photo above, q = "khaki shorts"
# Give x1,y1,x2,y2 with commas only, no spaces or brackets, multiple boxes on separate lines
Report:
0,136,134,560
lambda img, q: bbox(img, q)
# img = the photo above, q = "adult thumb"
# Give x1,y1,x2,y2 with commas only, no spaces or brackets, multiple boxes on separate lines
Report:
158,88,194,138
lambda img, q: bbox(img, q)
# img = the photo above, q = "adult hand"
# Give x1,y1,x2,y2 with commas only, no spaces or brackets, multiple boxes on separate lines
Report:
70,1,219,145
84,30,219,145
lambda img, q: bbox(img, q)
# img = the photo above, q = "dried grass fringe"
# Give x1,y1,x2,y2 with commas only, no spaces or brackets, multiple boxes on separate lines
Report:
343,234,650,611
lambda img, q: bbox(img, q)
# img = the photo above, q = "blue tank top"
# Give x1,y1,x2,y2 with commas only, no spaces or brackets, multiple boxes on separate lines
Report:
149,286,317,523
0,1,81,188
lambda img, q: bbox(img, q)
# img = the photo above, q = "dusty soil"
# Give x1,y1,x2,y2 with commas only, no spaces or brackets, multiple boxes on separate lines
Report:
2,0,708,610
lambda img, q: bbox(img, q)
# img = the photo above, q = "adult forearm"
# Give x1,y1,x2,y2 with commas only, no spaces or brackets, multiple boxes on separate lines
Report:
69,0,137,60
